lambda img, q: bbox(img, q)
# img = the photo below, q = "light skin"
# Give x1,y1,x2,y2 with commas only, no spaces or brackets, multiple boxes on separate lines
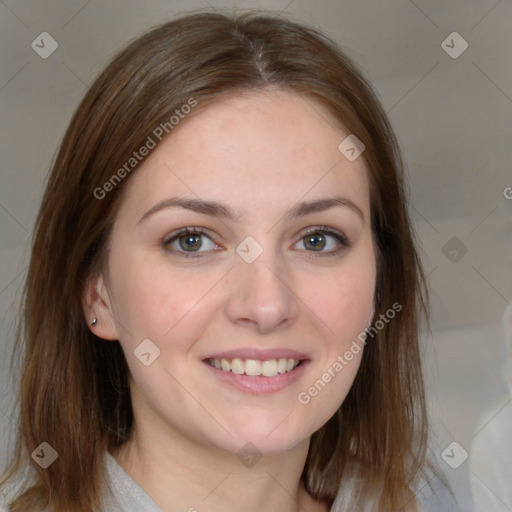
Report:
83,87,376,512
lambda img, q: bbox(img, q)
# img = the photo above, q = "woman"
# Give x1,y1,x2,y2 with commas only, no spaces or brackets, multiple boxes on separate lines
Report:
0,10,459,512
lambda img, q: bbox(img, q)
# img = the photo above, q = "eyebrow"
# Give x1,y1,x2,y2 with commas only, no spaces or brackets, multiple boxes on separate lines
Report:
137,196,365,225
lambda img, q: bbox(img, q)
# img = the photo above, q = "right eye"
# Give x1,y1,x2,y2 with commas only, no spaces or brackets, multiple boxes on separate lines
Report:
162,227,220,258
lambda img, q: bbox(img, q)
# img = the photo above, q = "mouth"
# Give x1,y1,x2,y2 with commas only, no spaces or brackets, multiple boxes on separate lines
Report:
204,357,302,377
202,350,310,394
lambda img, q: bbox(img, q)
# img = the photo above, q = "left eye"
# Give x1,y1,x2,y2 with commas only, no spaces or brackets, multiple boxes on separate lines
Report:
294,228,348,253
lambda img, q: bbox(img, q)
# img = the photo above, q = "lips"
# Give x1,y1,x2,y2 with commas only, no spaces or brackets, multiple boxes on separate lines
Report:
202,348,310,393
204,347,310,362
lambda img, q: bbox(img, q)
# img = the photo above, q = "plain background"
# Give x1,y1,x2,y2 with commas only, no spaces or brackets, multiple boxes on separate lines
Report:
1,1,511,511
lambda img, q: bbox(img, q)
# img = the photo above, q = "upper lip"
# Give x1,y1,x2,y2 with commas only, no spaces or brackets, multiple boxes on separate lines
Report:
203,347,310,361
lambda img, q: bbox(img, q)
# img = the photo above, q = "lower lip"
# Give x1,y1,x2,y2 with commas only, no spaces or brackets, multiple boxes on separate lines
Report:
203,360,310,394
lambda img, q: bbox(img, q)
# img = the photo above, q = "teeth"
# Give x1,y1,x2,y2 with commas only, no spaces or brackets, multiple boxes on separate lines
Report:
208,357,301,377
245,359,262,376
261,360,278,377
231,358,244,375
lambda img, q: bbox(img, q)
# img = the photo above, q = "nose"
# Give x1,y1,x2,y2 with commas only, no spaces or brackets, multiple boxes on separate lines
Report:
224,251,299,334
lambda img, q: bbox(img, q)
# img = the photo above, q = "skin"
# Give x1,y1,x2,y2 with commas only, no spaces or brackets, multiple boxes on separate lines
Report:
83,87,376,512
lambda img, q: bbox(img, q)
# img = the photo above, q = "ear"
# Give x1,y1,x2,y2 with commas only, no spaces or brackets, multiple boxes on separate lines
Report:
82,273,119,341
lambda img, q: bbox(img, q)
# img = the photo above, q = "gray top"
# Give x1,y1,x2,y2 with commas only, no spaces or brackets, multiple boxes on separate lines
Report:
101,453,461,512
101,452,161,512
0,453,161,512
1,452,461,511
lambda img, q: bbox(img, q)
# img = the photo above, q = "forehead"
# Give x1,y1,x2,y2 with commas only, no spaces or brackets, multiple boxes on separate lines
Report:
118,88,370,220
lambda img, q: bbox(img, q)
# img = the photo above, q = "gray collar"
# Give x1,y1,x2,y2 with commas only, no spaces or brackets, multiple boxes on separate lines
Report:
102,451,162,512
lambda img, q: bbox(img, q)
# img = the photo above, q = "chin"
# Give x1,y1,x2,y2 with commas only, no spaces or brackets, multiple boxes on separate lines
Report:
203,416,314,457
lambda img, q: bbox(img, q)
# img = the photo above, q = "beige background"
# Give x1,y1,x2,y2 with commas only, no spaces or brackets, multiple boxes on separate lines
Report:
1,1,511,511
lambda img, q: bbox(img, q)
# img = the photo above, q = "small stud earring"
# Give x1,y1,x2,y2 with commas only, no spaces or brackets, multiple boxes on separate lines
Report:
90,318,98,326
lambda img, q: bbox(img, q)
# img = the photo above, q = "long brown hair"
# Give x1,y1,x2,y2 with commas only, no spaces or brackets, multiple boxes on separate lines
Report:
1,9,429,511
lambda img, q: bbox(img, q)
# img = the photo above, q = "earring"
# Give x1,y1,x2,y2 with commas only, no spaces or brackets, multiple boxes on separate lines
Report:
90,318,98,326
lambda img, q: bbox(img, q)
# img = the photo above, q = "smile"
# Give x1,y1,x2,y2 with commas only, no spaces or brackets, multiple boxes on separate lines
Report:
205,357,301,377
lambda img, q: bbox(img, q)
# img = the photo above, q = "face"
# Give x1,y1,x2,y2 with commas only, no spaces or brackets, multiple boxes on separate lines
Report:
89,88,376,456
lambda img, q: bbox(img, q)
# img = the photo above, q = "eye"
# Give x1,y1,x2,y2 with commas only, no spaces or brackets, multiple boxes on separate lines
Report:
162,226,350,259
294,226,350,256
163,227,219,258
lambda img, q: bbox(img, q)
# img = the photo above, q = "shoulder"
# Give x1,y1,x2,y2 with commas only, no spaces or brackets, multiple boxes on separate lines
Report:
0,492,12,512
0,481,20,512
0,451,159,512
416,468,461,512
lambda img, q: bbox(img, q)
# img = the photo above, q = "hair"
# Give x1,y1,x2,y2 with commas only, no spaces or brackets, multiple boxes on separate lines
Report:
1,9,430,512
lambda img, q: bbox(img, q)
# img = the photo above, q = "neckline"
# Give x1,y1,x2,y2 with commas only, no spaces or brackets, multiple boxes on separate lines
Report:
103,450,162,511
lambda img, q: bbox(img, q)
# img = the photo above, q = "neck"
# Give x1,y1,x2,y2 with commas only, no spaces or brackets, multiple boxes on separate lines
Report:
111,417,327,512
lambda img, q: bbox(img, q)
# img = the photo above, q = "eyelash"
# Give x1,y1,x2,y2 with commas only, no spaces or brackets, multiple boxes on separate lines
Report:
162,226,351,259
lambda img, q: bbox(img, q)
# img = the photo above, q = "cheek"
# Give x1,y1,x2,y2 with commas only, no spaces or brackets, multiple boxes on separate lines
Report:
303,257,376,343
110,250,223,349
295,260,375,423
